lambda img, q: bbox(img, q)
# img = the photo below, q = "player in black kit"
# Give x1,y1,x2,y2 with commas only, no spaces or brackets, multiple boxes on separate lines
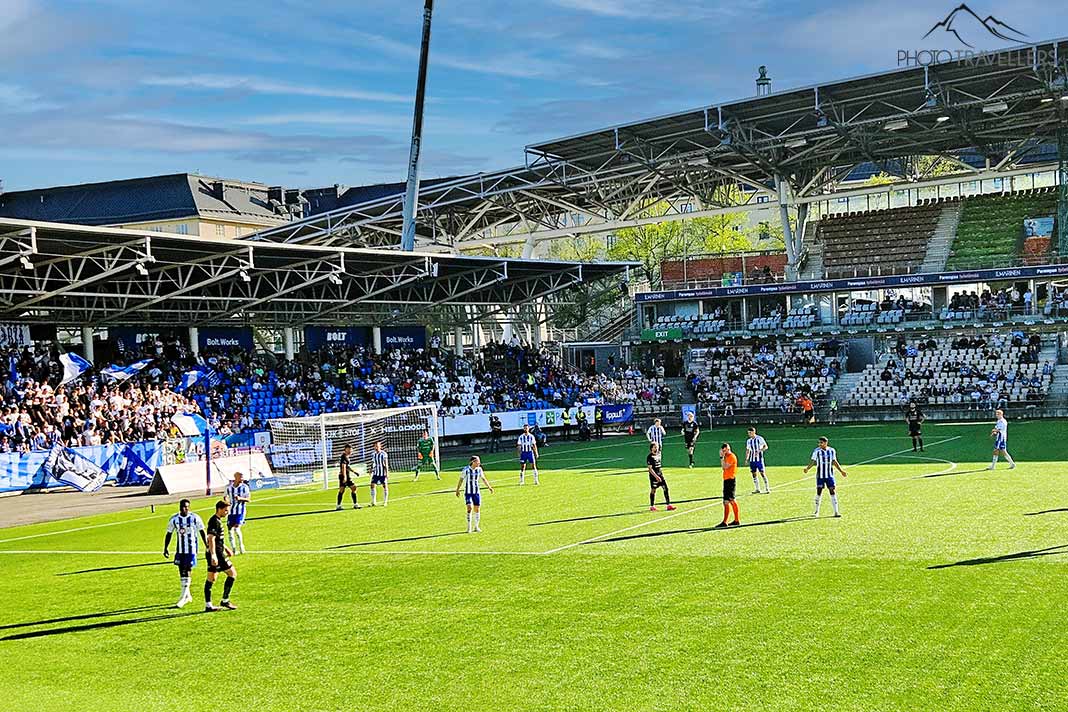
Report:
646,442,676,512
681,411,700,468
204,501,237,611
905,401,925,452
336,444,360,510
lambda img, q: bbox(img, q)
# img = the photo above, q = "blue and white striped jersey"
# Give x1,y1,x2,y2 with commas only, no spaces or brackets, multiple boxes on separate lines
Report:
646,425,665,445
746,436,768,463
994,417,1008,442
226,482,250,518
166,513,205,555
810,447,837,478
517,433,536,452
372,450,389,475
461,466,484,496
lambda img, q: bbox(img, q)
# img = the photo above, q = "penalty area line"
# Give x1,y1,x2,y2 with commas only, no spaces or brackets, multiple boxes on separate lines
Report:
0,548,542,557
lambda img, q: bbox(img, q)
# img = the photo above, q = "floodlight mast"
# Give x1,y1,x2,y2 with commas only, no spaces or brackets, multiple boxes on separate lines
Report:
401,0,434,252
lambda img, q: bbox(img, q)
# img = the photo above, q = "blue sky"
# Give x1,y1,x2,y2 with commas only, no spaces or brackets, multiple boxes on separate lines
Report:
0,0,1064,191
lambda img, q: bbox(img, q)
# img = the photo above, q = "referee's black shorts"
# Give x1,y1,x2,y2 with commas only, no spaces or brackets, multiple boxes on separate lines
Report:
722,477,737,501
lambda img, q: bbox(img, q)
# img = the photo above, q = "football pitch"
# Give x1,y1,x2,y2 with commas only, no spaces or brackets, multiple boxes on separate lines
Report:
2,420,1067,711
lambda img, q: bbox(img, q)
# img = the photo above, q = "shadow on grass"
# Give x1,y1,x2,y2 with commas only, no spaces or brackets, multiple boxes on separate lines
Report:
58,561,170,577
922,467,989,479
1024,508,1068,516
3,609,205,641
0,604,171,631
591,516,813,545
327,531,465,549
248,509,339,522
928,544,1068,569
529,510,645,527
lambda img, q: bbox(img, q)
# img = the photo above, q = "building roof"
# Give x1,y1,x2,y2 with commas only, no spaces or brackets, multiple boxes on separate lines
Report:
0,217,636,328
0,174,288,227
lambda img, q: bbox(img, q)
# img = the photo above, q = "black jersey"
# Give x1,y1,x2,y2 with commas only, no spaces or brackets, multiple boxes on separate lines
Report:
682,420,700,440
905,406,924,423
207,514,227,561
339,452,352,481
646,452,663,477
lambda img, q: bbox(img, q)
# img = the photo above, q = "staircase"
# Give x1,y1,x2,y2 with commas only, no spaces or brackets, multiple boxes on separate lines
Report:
920,202,961,273
798,231,825,281
585,310,633,343
829,371,866,404
1047,368,1068,408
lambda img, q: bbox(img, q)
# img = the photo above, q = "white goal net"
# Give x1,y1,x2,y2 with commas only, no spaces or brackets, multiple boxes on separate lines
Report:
267,405,440,488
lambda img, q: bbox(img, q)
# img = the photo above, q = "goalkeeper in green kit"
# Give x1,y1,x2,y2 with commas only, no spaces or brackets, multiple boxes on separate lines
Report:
414,430,440,481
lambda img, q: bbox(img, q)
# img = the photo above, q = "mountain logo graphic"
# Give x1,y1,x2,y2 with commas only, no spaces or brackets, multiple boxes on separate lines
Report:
922,4,1028,48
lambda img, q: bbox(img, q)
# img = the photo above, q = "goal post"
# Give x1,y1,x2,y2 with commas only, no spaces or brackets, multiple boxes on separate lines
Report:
267,405,440,489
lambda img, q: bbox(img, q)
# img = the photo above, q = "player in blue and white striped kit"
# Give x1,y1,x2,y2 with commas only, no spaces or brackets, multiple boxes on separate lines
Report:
987,409,1016,470
517,425,539,485
646,419,666,448
746,427,770,494
162,499,207,609
803,436,848,518
225,472,251,554
455,455,494,533
370,441,390,506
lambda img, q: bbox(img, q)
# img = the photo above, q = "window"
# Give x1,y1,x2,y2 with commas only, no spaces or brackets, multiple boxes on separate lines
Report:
756,195,769,204
216,224,225,237
176,224,189,235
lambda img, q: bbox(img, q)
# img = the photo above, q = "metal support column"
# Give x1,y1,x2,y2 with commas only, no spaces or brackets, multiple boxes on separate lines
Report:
400,0,434,251
189,327,199,356
284,327,296,360
372,327,383,354
454,326,464,356
81,326,95,362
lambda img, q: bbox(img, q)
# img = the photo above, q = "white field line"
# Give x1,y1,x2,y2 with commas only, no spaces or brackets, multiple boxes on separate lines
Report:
775,454,961,492
0,514,162,545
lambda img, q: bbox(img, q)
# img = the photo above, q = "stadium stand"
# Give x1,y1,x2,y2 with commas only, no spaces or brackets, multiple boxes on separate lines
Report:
651,311,728,338
816,202,946,278
946,188,1059,269
686,341,841,414
845,332,1055,409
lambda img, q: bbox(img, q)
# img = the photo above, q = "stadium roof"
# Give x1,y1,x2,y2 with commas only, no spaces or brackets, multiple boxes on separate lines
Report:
252,37,1068,250
0,174,290,227
0,218,633,328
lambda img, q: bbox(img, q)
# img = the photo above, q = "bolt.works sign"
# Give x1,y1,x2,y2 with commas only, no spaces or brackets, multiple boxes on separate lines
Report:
197,327,253,351
381,327,426,349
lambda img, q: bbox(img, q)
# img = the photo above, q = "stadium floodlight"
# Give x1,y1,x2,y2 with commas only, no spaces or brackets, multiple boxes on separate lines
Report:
982,101,1008,114
936,115,950,123
328,272,343,286
19,255,33,270
135,261,149,276
785,138,808,148
239,269,251,283
884,119,909,131
1041,97,1054,103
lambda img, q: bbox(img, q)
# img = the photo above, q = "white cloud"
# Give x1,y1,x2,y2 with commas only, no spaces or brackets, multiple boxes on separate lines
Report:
141,74,412,103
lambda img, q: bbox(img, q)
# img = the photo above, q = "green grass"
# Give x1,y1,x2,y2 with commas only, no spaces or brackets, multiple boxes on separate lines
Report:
3,420,1068,711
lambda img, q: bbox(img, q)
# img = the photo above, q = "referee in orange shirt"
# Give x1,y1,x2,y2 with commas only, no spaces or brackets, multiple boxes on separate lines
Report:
715,442,740,528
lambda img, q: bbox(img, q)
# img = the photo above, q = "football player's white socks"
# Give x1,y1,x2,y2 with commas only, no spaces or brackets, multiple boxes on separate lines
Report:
227,529,236,551
1005,452,1015,466
235,528,244,553
991,455,999,468
383,486,389,505
371,489,378,505
466,512,472,533
474,512,481,529
761,474,770,492
519,471,525,485
752,475,760,491
813,495,822,516
180,576,190,597
830,494,839,516
533,469,539,485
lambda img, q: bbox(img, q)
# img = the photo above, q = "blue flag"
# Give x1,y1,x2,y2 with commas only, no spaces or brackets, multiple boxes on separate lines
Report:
171,412,209,437
59,352,92,387
41,444,109,492
101,358,154,383
175,365,220,393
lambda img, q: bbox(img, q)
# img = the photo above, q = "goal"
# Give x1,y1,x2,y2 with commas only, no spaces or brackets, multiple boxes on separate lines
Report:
267,405,440,489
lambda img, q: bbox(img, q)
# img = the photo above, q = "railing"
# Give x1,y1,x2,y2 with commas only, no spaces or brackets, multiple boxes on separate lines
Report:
821,251,1068,279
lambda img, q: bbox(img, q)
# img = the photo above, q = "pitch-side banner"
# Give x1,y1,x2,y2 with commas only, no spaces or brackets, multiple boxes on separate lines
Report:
598,404,634,425
41,444,109,493
439,406,598,437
